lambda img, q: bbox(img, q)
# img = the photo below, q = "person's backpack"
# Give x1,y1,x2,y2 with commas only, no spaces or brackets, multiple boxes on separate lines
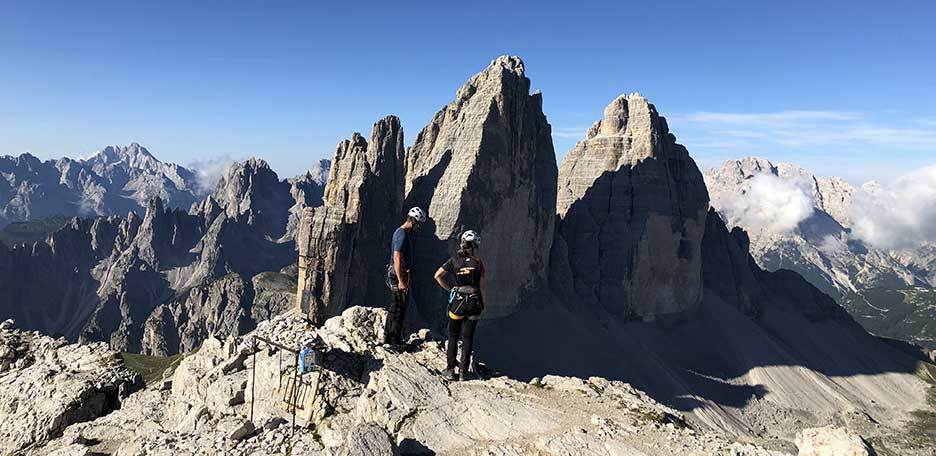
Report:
448,285,483,318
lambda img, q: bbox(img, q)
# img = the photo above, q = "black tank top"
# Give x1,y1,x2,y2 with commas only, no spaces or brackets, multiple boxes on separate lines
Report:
441,255,484,287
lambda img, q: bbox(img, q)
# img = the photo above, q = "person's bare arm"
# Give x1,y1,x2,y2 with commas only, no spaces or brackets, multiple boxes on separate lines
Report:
434,267,451,291
393,251,407,291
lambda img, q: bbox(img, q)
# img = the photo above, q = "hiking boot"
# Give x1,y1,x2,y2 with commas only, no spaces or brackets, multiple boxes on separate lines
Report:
442,368,457,381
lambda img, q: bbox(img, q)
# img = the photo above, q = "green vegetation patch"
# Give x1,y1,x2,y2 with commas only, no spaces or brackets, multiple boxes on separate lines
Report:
0,215,69,245
120,352,184,385
840,287,936,350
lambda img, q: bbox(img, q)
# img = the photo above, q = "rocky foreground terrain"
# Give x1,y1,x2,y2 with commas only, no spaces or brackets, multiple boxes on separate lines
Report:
5,306,919,456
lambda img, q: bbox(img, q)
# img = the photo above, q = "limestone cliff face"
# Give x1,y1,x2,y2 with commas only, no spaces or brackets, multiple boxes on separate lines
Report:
405,55,558,319
296,117,406,322
554,93,709,318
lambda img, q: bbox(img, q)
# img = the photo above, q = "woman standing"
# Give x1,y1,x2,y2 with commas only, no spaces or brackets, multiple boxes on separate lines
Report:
433,230,484,381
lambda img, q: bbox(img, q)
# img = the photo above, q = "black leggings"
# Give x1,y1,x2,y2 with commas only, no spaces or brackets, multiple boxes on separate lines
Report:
447,318,478,373
384,288,409,345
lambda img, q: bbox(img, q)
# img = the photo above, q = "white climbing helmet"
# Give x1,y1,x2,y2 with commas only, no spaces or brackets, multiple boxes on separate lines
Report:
460,230,480,247
407,207,427,223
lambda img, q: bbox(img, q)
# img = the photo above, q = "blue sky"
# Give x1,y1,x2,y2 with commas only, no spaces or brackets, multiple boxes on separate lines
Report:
1,0,933,184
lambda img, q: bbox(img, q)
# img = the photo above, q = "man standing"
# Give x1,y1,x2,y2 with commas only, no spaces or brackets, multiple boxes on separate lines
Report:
384,206,427,349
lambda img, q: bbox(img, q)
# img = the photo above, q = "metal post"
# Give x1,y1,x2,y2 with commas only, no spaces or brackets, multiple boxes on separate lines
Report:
291,350,300,438
249,338,257,422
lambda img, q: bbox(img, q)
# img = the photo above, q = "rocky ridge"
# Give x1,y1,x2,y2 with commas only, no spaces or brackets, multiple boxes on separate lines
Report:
705,157,933,296
29,307,794,456
0,327,142,454
0,143,200,226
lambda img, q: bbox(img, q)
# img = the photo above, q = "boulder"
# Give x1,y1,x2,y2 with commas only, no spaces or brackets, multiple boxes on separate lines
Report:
554,93,709,318
340,422,396,456
795,427,872,456
219,417,255,441
0,330,142,454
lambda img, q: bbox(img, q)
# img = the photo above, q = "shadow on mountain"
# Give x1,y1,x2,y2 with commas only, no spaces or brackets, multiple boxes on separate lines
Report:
474,164,927,424
402,150,458,332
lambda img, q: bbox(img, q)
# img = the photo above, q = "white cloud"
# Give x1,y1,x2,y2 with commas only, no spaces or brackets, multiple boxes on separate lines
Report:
850,165,936,249
188,155,235,196
720,173,815,233
670,110,936,159
551,125,590,139
683,110,860,125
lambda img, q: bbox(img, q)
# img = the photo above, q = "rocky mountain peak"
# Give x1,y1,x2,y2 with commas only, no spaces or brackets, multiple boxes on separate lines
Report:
303,159,331,186
553,93,709,318
87,143,161,172
403,55,557,320
296,116,406,321
212,157,293,239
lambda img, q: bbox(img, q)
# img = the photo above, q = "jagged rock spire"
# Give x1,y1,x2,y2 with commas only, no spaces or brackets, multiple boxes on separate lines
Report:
296,116,406,322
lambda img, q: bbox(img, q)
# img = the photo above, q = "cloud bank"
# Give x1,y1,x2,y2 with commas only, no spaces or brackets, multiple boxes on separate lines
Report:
850,165,936,250
188,155,235,196
720,174,815,233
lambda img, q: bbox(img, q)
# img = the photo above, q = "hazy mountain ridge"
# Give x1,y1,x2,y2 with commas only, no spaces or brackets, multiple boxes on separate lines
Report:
0,143,203,226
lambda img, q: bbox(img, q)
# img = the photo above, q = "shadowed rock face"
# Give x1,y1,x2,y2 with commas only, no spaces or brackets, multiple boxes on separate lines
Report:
212,158,295,240
405,55,558,320
553,93,709,319
296,116,406,322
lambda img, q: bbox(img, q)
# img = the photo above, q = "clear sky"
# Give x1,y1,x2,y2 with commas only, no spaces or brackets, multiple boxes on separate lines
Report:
1,0,933,184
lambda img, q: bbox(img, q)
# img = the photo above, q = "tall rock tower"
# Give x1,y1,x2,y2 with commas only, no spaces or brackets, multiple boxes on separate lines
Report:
554,93,709,319
404,56,558,320
295,116,406,323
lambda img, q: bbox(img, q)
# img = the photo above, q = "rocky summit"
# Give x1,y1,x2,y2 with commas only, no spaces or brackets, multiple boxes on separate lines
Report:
296,116,406,322
404,55,558,321
21,306,800,456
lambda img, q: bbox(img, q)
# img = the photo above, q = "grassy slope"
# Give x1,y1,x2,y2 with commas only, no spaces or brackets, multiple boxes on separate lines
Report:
0,215,69,245
840,287,936,350
120,352,184,385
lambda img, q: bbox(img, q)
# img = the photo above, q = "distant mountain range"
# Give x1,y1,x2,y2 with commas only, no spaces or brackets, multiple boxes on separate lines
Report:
0,143,203,225
0,148,330,355
705,157,936,348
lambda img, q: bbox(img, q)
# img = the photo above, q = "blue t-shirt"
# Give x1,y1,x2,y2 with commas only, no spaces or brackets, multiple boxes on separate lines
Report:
389,227,413,273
